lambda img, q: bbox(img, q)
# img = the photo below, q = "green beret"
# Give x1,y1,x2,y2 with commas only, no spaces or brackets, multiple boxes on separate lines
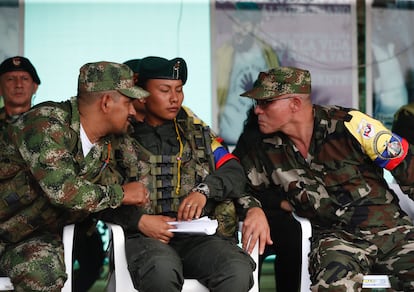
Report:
0,56,41,85
138,56,187,87
240,67,311,100
78,61,149,99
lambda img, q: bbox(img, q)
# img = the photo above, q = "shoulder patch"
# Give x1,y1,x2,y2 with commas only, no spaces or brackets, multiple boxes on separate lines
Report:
345,110,408,170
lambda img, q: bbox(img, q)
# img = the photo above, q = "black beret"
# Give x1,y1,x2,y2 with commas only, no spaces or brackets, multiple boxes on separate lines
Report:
138,56,187,87
0,56,41,85
123,59,141,74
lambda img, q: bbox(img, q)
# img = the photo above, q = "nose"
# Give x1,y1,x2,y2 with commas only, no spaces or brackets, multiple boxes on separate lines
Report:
254,105,263,115
170,91,179,104
15,77,23,88
129,101,137,116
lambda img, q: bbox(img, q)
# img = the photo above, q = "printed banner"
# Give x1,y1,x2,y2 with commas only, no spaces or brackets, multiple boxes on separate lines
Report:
212,1,358,145
368,1,414,129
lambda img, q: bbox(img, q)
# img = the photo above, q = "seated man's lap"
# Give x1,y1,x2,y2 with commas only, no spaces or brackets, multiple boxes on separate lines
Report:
0,233,66,291
310,226,414,290
125,233,255,291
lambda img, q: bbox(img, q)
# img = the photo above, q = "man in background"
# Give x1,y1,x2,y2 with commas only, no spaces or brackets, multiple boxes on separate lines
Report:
0,56,39,116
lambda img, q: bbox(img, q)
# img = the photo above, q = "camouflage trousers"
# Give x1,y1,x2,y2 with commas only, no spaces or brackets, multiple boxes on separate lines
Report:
309,224,414,292
0,233,67,292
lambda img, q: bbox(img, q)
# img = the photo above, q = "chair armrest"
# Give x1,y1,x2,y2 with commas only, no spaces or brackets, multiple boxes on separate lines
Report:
238,221,259,292
105,223,137,292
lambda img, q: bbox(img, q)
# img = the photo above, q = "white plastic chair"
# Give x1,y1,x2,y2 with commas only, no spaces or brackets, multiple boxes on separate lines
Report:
389,183,414,221
0,277,13,291
0,224,75,291
105,222,259,292
292,213,312,292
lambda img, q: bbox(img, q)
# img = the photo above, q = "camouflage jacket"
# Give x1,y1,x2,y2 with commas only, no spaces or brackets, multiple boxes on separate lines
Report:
0,97,138,244
236,105,414,233
99,106,261,237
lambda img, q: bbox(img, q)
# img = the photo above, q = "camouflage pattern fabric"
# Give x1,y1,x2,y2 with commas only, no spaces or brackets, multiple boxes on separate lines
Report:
237,104,414,290
77,61,149,99
0,97,139,290
0,233,66,292
310,225,414,291
240,66,311,100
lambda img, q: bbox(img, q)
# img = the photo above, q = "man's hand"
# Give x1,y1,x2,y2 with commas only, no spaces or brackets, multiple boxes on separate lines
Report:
121,181,149,206
138,214,175,244
242,207,272,255
177,192,207,221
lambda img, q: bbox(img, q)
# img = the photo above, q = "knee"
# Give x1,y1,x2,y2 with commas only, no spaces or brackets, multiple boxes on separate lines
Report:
227,258,255,282
11,266,66,292
130,255,183,292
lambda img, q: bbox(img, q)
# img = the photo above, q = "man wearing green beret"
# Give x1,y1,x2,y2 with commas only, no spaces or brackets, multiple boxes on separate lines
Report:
0,56,40,115
100,56,271,292
0,61,150,291
234,66,414,290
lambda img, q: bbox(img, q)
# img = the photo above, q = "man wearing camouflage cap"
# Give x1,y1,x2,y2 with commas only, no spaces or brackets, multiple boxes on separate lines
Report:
0,61,150,291
99,56,270,292
234,66,414,290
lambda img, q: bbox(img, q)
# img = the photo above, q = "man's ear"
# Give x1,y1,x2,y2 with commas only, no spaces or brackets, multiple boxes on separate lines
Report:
100,93,113,113
290,96,302,113
32,83,39,95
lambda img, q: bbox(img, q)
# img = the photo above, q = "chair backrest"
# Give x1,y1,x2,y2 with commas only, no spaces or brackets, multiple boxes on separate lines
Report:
105,222,259,292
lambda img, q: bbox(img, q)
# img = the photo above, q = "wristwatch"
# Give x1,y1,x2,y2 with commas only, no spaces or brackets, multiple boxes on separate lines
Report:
191,183,210,198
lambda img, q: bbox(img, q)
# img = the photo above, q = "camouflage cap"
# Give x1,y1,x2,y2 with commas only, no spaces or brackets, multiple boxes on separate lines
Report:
137,56,187,87
0,56,41,84
78,61,149,99
240,67,311,100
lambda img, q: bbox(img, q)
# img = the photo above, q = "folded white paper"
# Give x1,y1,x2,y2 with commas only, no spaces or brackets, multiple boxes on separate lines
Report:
168,216,218,235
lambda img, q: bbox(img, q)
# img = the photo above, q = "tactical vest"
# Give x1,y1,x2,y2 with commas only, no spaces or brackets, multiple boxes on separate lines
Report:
136,111,212,214
135,108,237,238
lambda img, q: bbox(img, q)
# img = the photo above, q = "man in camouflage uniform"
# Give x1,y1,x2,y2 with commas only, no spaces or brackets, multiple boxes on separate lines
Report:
234,104,302,292
234,66,414,291
0,61,150,291
100,56,270,292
